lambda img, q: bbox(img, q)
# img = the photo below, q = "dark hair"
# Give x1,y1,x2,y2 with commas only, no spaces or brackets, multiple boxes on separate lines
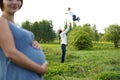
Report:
0,0,23,11
68,7,71,10
58,29,62,34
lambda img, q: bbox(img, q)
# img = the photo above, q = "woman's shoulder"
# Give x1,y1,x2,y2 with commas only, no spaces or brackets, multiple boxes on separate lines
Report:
0,16,6,22
0,17,8,27
0,17,12,35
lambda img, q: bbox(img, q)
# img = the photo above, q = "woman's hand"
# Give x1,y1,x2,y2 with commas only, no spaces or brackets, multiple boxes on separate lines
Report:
40,61,48,75
38,61,48,75
32,41,42,50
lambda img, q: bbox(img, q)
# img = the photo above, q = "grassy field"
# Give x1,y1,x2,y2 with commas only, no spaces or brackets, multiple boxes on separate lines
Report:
41,42,120,80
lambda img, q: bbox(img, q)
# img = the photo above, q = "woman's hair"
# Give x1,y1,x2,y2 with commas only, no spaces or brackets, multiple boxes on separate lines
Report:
0,0,23,11
58,29,62,34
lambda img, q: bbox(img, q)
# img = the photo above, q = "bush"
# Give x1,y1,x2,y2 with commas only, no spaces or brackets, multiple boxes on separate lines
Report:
68,27,93,50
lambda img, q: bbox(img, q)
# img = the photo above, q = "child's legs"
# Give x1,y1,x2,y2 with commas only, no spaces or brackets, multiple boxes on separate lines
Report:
77,17,80,21
72,15,77,21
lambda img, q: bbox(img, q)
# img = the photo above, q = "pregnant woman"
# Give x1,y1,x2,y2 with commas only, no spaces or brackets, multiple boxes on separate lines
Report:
0,0,47,80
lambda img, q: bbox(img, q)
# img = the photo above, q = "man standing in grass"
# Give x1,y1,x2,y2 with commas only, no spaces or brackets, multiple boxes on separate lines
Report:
59,23,71,63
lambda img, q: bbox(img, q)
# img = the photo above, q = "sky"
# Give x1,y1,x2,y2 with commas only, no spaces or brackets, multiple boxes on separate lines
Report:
0,0,120,33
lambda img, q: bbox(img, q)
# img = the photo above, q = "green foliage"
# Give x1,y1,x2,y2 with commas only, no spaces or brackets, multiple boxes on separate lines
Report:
41,43,120,80
45,63,87,80
21,20,32,31
68,27,93,50
21,20,56,43
82,23,95,40
104,24,120,48
92,25,99,41
92,42,114,50
38,20,56,43
98,72,120,80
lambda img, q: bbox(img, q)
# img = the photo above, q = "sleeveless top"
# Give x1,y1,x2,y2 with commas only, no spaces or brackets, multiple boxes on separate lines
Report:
0,20,46,80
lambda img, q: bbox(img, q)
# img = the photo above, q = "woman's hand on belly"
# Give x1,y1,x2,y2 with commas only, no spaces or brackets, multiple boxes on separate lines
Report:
32,41,42,50
38,61,48,75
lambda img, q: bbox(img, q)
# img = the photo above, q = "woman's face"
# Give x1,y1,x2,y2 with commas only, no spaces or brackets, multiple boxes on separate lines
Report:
3,0,22,14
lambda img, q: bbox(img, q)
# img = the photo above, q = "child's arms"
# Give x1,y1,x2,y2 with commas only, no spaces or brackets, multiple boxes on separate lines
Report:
65,11,70,14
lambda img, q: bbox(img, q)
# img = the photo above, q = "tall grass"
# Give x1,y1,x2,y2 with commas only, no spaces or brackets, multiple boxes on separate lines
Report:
41,42,120,80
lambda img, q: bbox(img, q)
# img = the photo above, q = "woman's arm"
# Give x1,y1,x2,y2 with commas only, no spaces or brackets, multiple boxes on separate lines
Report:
0,18,47,75
62,22,71,34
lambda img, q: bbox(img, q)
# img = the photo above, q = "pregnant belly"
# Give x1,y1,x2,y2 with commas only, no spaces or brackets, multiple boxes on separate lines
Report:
21,46,46,65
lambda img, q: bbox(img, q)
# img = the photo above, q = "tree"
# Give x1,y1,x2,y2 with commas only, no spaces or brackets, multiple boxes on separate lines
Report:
31,21,41,41
38,20,56,43
22,20,32,31
21,20,56,43
92,24,99,42
104,24,120,48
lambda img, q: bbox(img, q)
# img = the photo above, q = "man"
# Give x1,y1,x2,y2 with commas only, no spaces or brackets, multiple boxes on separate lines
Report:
59,23,71,63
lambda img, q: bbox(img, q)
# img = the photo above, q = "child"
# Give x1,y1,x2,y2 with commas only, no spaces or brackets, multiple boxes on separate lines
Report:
65,7,80,22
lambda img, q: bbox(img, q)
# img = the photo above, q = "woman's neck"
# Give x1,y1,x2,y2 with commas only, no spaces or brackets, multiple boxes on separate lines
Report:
2,12,14,23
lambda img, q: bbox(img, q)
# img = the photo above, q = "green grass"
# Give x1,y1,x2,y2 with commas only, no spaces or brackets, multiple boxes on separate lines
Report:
40,42,120,80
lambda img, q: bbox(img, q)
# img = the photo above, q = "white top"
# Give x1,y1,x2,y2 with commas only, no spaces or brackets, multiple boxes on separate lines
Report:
66,10,74,16
60,26,70,45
